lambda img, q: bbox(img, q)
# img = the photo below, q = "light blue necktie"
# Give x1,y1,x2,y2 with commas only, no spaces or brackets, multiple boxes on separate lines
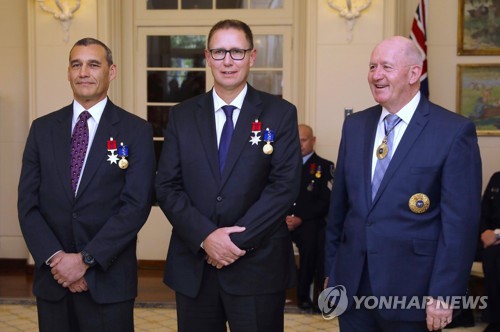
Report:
372,114,401,200
218,105,236,174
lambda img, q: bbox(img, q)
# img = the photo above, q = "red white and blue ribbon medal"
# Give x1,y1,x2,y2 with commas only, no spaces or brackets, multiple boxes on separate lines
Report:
118,142,129,169
249,120,262,145
263,128,274,155
107,137,119,165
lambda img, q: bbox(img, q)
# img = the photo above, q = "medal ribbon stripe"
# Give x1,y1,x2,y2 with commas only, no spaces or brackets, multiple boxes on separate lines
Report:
372,114,400,200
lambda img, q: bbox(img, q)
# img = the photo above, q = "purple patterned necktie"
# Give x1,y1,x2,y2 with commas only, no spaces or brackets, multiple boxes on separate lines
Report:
219,105,236,174
70,111,91,194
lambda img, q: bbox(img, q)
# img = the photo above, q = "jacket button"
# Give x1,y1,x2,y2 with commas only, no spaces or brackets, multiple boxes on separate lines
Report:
216,196,223,202
72,213,78,219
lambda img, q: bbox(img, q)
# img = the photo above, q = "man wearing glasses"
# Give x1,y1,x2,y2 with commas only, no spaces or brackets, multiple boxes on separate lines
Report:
155,19,301,332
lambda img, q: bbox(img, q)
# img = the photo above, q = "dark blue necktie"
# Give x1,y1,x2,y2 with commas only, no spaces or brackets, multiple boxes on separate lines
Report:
219,105,236,173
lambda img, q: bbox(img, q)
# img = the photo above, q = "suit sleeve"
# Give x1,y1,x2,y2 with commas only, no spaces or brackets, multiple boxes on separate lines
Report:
325,121,349,278
18,120,65,267
428,120,482,297
230,104,302,249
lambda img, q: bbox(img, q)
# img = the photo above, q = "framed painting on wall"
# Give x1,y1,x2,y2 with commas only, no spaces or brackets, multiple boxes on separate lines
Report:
457,0,500,55
457,64,500,135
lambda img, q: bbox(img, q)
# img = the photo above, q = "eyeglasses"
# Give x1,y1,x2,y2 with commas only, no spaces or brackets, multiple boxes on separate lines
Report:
208,48,252,61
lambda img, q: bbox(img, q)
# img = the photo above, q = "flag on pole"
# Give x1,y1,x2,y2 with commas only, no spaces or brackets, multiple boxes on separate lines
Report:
409,0,429,98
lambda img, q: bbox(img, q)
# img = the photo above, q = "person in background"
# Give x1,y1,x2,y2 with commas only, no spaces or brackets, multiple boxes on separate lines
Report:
324,36,482,331
286,124,334,312
155,19,301,332
480,171,500,332
18,37,155,332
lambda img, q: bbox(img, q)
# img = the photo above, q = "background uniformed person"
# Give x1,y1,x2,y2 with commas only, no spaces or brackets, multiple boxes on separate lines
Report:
286,124,334,311
480,171,500,332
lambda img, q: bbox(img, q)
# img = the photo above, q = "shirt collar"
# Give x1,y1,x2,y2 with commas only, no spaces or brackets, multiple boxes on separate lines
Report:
379,92,420,125
72,97,107,124
212,84,247,112
303,151,314,164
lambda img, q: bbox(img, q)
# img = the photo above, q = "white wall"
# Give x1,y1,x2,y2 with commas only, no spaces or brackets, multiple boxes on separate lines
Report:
0,0,29,258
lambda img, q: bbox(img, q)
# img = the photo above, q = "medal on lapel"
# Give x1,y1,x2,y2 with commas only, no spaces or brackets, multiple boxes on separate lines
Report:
307,180,315,192
310,163,316,175
107,137,119,165
408,193,430,214
315,165,322,179
118,142,129,169
249,119,262,145
263,128,274,155
376,140,389,160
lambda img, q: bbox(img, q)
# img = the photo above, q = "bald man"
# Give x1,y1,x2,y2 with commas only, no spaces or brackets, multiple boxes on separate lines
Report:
286,124,334,311
325,36,482,331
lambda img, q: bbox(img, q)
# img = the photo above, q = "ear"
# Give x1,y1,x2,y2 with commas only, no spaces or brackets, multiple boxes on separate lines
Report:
408,65,422,85
108,64,117,82
248,48,257,67
205,49,213,68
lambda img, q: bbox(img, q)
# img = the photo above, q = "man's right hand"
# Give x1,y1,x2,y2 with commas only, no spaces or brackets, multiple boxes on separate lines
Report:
203,226,246,269
68,278,88,293
285,215,302,231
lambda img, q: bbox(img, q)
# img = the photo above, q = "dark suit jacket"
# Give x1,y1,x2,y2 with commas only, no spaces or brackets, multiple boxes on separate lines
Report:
325,96,482,321
18,99,155,304
288,153,334,226
480,172,500,232
155,85,301,298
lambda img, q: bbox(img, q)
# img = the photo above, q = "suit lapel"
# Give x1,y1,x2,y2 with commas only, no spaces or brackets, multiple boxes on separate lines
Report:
364,107,382,207
53,105,74,203
220,86,263,186
371,98,431,205
195,91,221,183
76,101,119,199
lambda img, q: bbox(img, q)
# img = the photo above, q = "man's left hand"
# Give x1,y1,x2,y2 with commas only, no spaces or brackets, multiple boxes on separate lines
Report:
426,297,452,331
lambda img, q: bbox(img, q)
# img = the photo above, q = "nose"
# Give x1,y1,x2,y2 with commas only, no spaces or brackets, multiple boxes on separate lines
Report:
370,66,383,80
222,52,233,65
78,64,90,77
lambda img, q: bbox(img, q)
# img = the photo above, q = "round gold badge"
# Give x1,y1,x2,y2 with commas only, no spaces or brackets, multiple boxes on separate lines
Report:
118,158,129,169
263,142,273,155
408,193,430,214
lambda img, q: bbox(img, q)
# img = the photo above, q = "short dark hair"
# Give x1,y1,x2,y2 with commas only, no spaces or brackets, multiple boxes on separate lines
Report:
207,19,254,50
70,38,114,65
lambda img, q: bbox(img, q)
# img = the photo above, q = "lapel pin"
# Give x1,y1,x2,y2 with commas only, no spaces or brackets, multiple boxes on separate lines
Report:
118,142,129,169
263,128,274,155
249,119,262,146
107,137,119,165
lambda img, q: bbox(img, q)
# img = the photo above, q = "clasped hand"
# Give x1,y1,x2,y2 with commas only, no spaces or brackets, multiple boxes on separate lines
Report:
50,251,88,293
203,226,246,269
426,297,452,331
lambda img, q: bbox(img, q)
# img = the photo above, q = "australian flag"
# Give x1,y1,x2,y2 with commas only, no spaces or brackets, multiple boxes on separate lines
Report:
410,0,429,98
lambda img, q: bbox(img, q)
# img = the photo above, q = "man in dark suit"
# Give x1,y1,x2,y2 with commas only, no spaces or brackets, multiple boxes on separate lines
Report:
286,124,334,311
18,38,155,332
480,172,500,332
155,19,301,332
324,36,482,331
